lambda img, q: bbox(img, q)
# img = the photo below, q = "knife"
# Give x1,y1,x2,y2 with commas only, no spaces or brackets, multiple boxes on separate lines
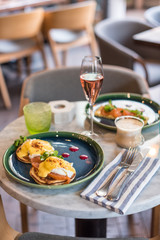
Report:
107,148,150,201
96,148,137,197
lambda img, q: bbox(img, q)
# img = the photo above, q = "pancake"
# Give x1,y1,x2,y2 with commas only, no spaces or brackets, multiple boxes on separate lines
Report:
29,156,76,185
16,139,54,164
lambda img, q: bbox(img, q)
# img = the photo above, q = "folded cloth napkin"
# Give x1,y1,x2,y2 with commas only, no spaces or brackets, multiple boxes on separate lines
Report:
80,149,160,215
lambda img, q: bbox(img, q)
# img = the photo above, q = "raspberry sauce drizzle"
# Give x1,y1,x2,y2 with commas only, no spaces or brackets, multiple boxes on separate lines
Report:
62,153,70,158
79,155,88,160
69,146,79,152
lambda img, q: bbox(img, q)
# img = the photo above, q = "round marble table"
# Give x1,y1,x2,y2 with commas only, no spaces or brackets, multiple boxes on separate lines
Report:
0,101,159,237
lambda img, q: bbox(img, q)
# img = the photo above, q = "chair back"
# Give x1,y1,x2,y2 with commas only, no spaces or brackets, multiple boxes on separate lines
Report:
95,18,151,52
144,6,160,27
0,8,44,40
19,65,149,116
43,1,96,38
94,18,160,87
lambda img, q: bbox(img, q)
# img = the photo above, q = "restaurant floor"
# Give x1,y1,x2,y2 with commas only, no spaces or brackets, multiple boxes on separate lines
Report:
0,8,160,238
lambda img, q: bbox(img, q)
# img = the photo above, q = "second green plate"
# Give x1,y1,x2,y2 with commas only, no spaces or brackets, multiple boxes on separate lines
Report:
86,93,160,131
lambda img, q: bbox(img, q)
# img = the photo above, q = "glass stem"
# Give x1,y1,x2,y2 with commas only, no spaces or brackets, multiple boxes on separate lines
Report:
90,104,94,134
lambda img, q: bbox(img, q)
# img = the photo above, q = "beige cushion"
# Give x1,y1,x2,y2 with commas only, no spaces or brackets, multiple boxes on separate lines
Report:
0,39,37,53
49,29,85,43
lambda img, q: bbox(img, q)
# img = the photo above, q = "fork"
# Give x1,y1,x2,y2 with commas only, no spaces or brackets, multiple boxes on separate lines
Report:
96,148,137,197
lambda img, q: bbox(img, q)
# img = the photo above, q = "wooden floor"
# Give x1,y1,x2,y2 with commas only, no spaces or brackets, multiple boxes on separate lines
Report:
0,9,160,238
0,187,153,237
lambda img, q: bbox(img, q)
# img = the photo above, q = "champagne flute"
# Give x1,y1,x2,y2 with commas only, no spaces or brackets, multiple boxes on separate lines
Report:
80,56,104,137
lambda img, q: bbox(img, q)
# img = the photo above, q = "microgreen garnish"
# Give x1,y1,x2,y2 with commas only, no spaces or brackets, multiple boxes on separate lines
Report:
104,100,116,112
104,105,115,112
129,109,143,116
126,109,146,120
40,151,64,161
14,136,27,148
108,99,112,105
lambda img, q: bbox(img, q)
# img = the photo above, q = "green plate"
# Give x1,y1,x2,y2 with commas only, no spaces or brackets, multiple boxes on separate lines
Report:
86,93,160,131
3,131,104,189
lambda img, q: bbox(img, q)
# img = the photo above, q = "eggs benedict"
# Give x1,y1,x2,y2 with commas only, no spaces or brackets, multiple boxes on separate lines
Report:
30,156,76,185
16,139,54,163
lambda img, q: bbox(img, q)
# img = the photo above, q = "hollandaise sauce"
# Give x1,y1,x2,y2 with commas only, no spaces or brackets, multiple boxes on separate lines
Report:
38,156,75,178
16,139,54,160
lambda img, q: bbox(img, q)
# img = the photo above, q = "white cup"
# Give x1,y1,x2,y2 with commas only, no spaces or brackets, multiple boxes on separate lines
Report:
115,116,144,149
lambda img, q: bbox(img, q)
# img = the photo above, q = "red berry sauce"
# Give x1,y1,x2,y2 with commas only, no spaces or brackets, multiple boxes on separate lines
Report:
62,153,70,158
69,146,79,152
79,155,88,160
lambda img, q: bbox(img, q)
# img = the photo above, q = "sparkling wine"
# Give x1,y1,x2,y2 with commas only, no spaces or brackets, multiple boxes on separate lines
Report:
80,73,103,105
80,56,104,137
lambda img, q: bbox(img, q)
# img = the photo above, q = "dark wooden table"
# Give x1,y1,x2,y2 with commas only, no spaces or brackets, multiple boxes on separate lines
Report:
133,27,160,48
0,0,68,13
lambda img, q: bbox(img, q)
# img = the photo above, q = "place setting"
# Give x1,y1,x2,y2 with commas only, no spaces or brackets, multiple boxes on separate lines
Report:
80,106,160,214
80,144,160,214
2,55,160,218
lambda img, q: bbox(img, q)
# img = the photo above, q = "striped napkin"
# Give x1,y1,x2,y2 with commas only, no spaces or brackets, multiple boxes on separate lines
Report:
80,149,160,215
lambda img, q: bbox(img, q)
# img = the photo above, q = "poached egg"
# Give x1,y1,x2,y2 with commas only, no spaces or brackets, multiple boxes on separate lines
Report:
16,139,54,160
38,156,76,179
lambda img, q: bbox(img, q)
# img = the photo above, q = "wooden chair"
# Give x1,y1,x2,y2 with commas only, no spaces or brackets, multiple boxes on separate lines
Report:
0,65,11,109
0,193,159,240
0,8,48,109
151,205,160,237
42,1,97,67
